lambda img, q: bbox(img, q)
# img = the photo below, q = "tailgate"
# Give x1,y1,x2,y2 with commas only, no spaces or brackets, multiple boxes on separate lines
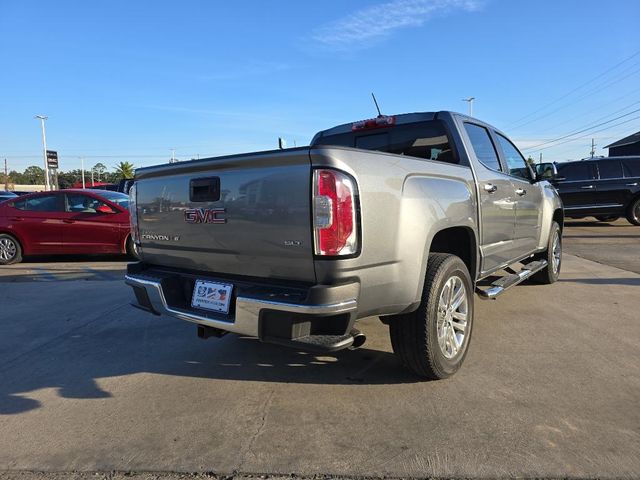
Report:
135,148,315,283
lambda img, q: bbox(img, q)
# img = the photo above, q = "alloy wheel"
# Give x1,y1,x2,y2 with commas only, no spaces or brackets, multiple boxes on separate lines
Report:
436,275,468,359
0,238,17,261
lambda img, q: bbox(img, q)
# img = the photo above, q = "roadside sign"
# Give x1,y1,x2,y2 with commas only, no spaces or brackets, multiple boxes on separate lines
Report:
46,150,58,169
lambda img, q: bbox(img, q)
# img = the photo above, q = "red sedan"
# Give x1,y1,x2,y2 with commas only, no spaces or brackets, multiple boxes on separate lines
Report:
0,189,132,265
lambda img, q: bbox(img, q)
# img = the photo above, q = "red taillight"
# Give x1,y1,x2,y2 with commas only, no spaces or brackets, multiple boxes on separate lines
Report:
351,115,395,131
313,169,358,256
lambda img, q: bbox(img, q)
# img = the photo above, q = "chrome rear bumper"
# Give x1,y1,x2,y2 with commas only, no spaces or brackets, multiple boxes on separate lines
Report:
125,273,358,338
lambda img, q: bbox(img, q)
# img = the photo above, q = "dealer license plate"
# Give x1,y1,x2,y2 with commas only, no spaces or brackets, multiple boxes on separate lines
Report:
191,280,233,314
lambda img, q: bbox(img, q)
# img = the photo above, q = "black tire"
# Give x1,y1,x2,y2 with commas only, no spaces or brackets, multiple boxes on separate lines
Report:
125,236,139,259
595,215,619,223
530,221,561,284
626,197,640,226
388,253,474,380
0,234,22,265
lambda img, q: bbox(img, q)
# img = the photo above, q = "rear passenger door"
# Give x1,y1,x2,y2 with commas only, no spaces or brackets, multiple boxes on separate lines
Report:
462,123,516,274
553,162,597,213
8,193,65,253
621,158,640,206
594,159,628,210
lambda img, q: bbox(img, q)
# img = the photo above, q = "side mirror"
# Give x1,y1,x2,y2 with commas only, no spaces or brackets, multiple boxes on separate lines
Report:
535,162,558,181
96,205,116,214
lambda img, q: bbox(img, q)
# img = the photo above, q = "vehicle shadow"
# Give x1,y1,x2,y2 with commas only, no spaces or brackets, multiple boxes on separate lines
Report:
564,220,631,228
0,315,421,415
21,254,132,263
563,234,640,239
559,277,640,286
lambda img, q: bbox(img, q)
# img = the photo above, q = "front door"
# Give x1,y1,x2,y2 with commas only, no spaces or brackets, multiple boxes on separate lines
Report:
553,161,597,216
61,193,120,253
461,122,516,274
493,132,542,254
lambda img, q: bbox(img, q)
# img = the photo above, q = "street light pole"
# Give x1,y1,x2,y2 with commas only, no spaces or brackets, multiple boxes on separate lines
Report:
462,97,475,117
34,115,51,191
80,157,86,188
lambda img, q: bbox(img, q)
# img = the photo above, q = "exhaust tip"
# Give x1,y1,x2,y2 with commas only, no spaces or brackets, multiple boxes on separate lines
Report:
349,329,367,349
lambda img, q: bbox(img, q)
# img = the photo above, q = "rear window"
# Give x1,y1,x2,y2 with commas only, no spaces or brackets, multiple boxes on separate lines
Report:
313,120,457,164
597,160,623,179
11,194,61,212
622,158,640,178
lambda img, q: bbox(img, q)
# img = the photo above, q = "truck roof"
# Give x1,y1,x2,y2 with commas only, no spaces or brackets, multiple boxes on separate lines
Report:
311,111,462,145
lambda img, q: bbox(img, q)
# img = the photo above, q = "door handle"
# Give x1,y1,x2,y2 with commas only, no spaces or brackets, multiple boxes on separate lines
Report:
10,217,23,222
484,183,498,193
63,219,74,224
626,182,639,186
580,185,594,189
515,188,526,196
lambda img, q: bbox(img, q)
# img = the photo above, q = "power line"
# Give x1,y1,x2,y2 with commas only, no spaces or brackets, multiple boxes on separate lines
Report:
522,105,640,151
506,49,640,128
524,115,640,153
529,85,640,135
509,62,640,131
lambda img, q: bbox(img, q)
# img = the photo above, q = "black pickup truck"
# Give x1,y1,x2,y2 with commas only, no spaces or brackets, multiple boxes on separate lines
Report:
538,156,640,225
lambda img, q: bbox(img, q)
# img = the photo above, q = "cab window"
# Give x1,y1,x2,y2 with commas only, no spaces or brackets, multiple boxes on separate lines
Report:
495,133,531,180
463,123,501,171
556,162,594,181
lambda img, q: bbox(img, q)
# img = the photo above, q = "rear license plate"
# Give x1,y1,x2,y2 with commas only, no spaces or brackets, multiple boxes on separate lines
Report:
191,280,233,314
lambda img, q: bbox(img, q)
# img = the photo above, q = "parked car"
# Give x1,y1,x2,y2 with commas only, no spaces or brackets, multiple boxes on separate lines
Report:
125,110,563,380
0,191,18,202
537,156,640,225
0,189,133,265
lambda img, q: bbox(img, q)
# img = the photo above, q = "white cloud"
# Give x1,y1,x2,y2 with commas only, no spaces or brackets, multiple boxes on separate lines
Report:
310,0,483,50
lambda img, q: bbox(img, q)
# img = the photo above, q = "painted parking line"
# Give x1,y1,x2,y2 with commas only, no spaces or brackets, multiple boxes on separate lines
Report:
28,267,62,281
82,266,123,281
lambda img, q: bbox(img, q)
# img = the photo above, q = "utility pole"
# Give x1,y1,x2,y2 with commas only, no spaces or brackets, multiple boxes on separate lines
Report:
539,152,543,165
462,97,475,116
80,157,86,189
170,148,176,163
590,138,596,159
4,158,8,191
91,168,95,186
34,115,51,191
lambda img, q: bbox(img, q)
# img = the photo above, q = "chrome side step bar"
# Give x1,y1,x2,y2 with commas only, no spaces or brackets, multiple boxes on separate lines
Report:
476,260,548,300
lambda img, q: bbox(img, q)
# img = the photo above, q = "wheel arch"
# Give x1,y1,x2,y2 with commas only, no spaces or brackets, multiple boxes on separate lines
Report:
426,226,478,286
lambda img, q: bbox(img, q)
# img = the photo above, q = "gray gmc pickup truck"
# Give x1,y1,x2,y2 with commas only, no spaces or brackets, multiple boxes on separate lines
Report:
125,111,563,379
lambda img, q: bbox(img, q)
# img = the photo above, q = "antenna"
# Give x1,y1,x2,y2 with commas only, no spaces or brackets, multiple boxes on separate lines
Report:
371,92,382,117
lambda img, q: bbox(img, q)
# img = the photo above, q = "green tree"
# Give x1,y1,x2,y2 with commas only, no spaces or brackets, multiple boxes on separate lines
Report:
114,161,135,179
8,170,26,185
92,162,107,182
526,156,536,166
23,165,45,184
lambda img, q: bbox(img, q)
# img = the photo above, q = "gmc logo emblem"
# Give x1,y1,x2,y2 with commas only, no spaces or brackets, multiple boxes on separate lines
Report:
184,208,226,224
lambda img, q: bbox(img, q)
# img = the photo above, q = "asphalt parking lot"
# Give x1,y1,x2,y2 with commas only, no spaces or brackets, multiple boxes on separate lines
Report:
1,220,639,479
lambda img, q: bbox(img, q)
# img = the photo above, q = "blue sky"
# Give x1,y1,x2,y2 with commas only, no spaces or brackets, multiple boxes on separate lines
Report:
1,0,639,172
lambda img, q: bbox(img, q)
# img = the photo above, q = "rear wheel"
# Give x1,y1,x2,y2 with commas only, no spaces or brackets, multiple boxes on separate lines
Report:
626,197,640,226
531,221,561,284
0,234,22,265
126,236,139,259
388,253,474,380
595,215,619,222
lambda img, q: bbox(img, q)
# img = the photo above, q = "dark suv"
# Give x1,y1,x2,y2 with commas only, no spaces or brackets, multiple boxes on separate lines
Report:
538,156,640,225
